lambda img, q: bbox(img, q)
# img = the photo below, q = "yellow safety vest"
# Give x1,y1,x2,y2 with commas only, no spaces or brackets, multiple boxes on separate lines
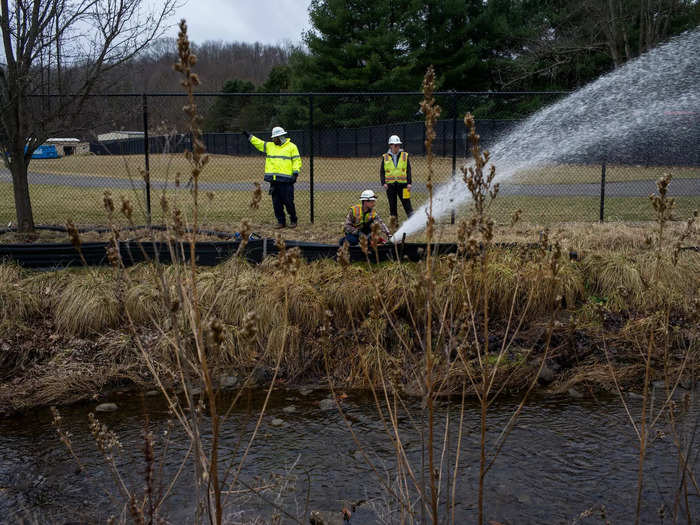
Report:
383,151,408,184
249,136,302,183
349,203,376,229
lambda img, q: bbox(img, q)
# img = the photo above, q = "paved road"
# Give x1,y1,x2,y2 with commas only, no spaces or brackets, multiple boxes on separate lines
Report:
1,169,699,197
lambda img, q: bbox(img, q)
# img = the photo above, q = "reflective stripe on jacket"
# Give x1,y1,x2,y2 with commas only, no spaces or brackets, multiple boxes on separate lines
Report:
350,203,376,228
383,151,408,184
343,203,390,237
249,135,302,183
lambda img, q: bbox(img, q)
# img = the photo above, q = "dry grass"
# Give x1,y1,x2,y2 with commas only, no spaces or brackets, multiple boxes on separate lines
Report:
583,250,700,313
1,241,697,343
0,246,696,412
54,270,121,336
0,262,41,328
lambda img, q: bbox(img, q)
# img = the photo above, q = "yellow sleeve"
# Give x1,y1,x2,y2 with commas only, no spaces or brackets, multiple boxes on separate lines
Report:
291,143,302,173
249,135,266,154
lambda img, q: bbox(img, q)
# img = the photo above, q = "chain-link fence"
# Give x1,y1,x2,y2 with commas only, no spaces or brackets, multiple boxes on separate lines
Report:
2,92,698,234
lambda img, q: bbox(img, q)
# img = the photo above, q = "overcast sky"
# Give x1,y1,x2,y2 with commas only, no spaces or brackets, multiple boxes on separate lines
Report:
171,1,312,46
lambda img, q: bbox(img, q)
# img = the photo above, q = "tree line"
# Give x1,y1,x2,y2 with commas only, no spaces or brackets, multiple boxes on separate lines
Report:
207,0,699,130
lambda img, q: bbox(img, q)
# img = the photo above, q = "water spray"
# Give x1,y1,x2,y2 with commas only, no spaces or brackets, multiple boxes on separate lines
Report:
395,29,700,238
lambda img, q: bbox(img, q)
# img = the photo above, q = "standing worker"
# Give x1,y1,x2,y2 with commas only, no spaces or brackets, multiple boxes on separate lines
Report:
340,190,391,246
243,126,301,229
380,135,413,221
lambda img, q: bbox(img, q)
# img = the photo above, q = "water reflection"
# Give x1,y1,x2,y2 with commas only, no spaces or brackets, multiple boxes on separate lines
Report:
0,389,696,523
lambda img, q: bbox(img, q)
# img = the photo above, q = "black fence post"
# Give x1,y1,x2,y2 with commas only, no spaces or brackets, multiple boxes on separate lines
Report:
599,161,606,222
142,93,151,226
309,95,315,223
451,92,457,224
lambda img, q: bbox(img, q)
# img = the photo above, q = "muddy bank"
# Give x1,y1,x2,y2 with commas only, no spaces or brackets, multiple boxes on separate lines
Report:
1,245,697,415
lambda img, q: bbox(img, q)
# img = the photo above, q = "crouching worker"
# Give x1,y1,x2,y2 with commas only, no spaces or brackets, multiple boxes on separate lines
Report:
340,190,391,246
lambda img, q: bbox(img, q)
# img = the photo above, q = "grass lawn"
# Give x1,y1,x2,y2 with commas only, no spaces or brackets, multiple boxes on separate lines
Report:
509,164,700,184
24,154,700,185
1,180,697,236
27,154,459,184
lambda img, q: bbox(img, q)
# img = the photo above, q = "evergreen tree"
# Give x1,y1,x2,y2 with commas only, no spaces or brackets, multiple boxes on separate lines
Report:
405,0,487,90
204,79,255,132
287,0,417,126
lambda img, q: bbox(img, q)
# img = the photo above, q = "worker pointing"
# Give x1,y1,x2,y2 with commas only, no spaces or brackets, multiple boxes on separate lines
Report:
380,134,413,221
243,126,301,229
340,190,391,246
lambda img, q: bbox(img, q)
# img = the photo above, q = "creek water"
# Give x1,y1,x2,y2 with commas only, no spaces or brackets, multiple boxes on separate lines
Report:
0,388,697,523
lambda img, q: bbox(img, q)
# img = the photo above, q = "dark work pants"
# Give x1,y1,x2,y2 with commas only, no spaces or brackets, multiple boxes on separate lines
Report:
339,232,362,246
270,182,297,225
385,183,413,218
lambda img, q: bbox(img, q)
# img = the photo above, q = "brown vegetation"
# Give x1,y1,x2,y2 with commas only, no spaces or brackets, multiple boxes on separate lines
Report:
0,240,696,415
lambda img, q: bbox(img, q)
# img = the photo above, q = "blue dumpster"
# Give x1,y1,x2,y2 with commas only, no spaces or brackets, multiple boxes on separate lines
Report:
30,145,60,159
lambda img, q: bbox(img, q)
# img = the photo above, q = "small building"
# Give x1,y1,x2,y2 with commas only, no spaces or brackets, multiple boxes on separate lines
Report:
97,131,144,142
45,137,90,156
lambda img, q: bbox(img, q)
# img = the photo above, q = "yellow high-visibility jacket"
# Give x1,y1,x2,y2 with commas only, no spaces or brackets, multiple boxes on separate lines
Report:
382,151,408,183
249,135,301,183
343,204,390,237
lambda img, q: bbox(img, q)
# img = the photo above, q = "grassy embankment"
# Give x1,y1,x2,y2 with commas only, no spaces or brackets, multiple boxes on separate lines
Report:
1,155,697,229
0,228,697,414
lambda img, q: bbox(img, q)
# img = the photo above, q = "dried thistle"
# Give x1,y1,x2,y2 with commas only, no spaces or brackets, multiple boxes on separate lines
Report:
359,233,369,255
51,407,84,470
420,65,441,236
174,19,208,250
160,194,170,215
370,221,382,249
337,241,350,268
250,182,262,210
106,238,121,268
462,113,499,250
172,208,184,237
510,209,522,227
207,318,225,348
120,197,133,223
88,412,122,458
240,311,258,341
236,219,252,256
672,210,697,265
66,220,81,251
388,215,398,233
103,191,115,216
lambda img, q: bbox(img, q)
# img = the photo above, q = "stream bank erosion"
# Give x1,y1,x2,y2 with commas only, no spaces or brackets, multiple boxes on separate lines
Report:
0,246,698,415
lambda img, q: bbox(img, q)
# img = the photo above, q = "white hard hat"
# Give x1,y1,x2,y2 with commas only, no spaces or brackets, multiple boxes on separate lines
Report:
271,126,287,138
388,135,402,145
360,189,377,201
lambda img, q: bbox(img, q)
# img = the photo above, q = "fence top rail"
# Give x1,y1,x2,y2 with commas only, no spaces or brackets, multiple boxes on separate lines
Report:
27,90,573,98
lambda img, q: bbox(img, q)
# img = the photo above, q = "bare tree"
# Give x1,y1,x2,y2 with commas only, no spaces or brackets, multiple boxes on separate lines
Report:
0,0,179,232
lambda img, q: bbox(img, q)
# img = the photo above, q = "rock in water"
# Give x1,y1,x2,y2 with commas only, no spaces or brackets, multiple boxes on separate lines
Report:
538,363,555,385
271,418,284,427
282,405,296,414
319,398,335,411
95,403,118,412
567,388,584,399
219,374,238,388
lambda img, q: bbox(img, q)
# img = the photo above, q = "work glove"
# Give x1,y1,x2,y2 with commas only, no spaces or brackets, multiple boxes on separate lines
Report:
292,172,298,183
242,130,250,139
